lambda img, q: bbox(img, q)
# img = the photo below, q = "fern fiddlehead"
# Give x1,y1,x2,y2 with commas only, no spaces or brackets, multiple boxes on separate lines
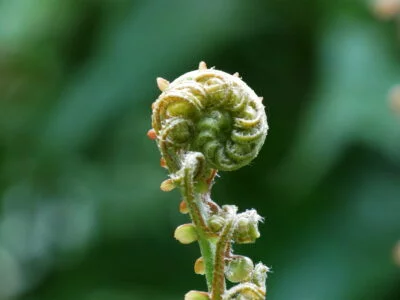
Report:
151,61,268,172
149,62,269,300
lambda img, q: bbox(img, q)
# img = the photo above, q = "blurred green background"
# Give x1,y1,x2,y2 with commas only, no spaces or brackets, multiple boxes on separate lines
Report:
0,0,399,299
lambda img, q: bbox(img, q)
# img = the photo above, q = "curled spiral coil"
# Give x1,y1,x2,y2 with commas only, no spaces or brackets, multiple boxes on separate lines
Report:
151,62,268,171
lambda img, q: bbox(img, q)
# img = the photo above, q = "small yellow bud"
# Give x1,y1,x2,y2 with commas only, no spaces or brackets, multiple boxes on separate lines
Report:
237,217,249,232
174,224,198,244
198,61,207,70
160,157,167,168
156,77,170,92
234,210,262,244
194,257,205,275
185,290,210,300
160,179,176,192
179,200,189,214
225,256,254,283
147,129,157,140
208,215,225,233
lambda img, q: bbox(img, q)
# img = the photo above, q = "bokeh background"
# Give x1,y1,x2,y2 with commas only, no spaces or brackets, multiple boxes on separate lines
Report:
0,0,400,299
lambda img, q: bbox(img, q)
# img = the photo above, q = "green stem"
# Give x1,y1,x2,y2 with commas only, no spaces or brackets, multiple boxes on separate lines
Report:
211,206,235,300
197,227,215,290
182,163,216,291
